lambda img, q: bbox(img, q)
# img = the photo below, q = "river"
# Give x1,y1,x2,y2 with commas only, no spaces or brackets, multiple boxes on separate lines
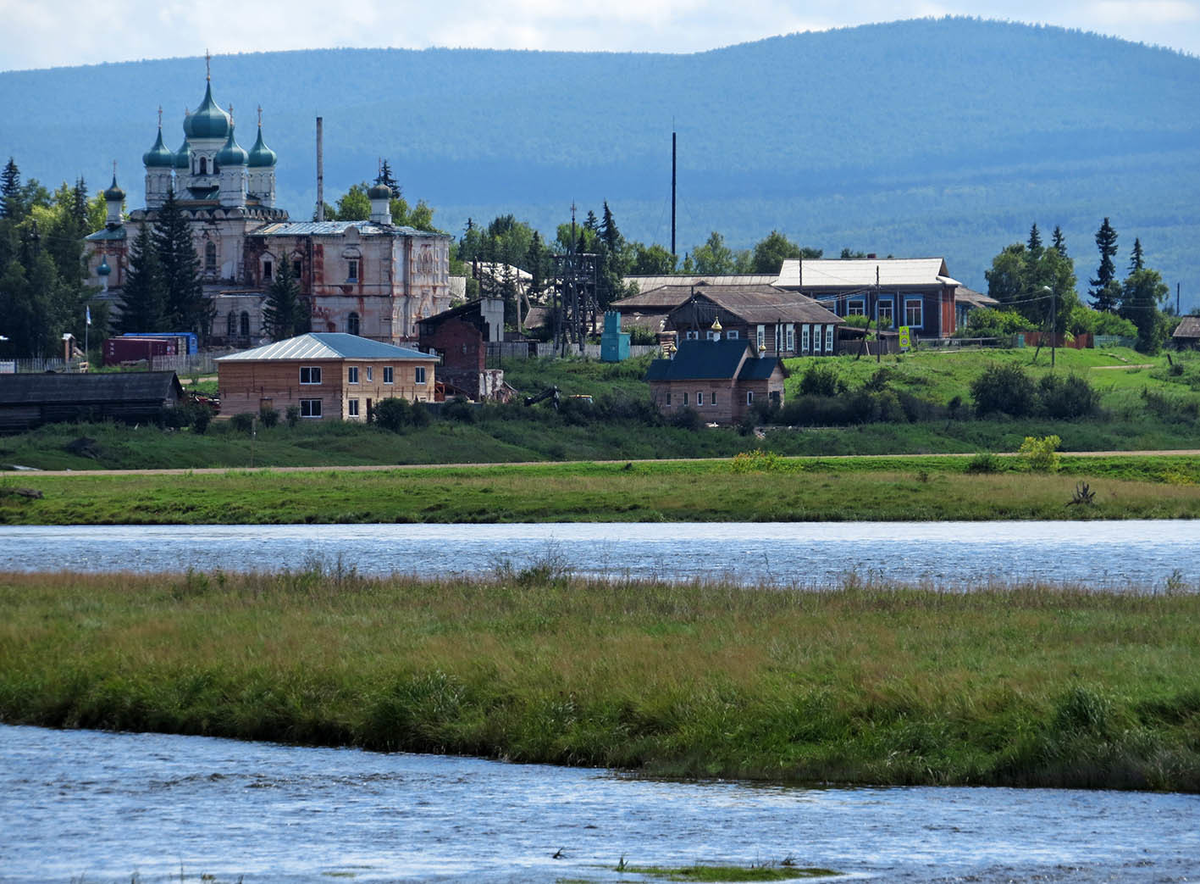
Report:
2,724,1197,884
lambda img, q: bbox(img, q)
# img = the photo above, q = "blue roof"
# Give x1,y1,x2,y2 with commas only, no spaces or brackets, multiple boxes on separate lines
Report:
645,339,783,382
252,220,449,239
216,332,438,362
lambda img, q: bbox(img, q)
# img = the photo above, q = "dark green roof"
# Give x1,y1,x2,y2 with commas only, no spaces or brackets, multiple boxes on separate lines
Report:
142,128,175,168
248,126,277,168
183,81,231,140
215,127,247,166
646,339,783,382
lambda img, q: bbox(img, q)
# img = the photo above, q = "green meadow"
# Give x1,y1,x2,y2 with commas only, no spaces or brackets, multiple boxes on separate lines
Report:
2,568,1197,792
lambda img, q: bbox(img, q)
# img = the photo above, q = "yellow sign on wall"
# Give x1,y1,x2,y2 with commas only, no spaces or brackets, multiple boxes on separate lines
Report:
899,326,911,350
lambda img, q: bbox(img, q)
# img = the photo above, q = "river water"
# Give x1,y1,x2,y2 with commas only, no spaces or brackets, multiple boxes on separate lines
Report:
1,520,1197,588
2,724,1197,884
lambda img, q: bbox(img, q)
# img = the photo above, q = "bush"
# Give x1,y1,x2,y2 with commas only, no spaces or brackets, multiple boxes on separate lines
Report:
229,412,255,433
1039,374,1101,419
799,363,842,396
965,452,1000,473
971,363,1037,417
669,407,703,431
1019,434,1061,472
375,397,430,432
962,308,1035,338
441,396,476,423
286,405,300,428
258,406,279,428
190,405,212,435
629,326,659,345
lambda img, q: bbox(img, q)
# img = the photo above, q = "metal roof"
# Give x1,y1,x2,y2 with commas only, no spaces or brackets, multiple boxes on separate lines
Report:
624,274,778,292
251,220,449,238
0,371,181,405
216,333,437,362
85,227,127,241
777,258,958,289
613,283,788,312
645,339,783,382
669,289,843,327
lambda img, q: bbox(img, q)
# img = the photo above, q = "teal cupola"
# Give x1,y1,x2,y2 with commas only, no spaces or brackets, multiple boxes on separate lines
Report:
183,79,232,141
216,127,248,167
248,124,277,168
104,167,125,227
174,138,191,170
142,126,175,168
97,254,112,291
103,174,125,202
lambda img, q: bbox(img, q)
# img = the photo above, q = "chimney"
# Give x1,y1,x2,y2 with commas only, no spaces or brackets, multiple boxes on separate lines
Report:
315,117,324,222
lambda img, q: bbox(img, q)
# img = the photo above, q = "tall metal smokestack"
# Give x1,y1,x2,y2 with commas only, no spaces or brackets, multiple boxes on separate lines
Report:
315,116,325,222
671,129,677,259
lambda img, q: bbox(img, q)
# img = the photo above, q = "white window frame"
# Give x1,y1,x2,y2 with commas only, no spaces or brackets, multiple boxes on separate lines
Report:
366,367,373,382
825,325,834,353
905,297,923,328
802,325,810,353
299,366,322,385
347,366,359,384
383,366,394,384
726,329,739,339
696,391,704,406
300,398,322,418
686,330,700,340
710,390,717,406
847,299,866,316
746,390,754,405
813,325,823,354
348,399,360,417
414,366,426,385
756,325,765,351
785,324,795,352
877,298,895,329
347,259,359,282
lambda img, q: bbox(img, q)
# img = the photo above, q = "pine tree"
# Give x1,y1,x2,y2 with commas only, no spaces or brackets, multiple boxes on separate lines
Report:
118,224,167,333
1089,217,1119,312
154,189,210,337
1051,226,1068,257
1027,222,1043,257
262,254,302,341
599,201,622,254
583,210,599,236
1120,268,1168,353
526,231,545,298
1,157,22,220
1129,237,1144,273
378,160,399,196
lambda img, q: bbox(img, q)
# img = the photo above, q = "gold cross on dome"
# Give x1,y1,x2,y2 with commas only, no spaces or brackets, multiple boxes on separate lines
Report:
257,105,263,128
205,49,211,81
157,106,163,128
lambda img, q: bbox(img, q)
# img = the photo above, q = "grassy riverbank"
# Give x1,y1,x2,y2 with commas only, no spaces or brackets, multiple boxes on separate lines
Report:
2,568,1198,792
2,453,1200,524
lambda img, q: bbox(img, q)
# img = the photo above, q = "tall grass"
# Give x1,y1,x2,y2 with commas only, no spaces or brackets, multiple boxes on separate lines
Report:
2,568,1198,791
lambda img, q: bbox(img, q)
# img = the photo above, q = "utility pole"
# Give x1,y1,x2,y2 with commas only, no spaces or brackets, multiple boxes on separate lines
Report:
1050,285,1057,370
671,129,677,261
876,265,882,364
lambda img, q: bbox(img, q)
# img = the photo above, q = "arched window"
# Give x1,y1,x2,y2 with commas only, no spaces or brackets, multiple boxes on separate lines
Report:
199,157,208,175
226,311,236,338
240,312,250,338
347,312,360,336
205,241,217,272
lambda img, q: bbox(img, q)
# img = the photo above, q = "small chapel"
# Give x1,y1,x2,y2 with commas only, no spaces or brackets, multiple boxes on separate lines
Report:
85,58,453,347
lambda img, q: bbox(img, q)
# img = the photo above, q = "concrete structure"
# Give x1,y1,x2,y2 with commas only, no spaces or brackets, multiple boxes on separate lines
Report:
216,332,437,421
666,288,843,357
645,339,786,424
84,64,451,346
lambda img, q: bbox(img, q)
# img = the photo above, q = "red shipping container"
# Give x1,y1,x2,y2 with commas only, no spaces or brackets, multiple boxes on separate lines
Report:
103,336,179,366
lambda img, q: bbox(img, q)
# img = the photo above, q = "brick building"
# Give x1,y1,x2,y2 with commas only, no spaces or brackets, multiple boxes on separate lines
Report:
645,339,786,424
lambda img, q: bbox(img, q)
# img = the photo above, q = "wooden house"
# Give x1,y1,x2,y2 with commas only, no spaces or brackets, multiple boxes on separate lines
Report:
665,288,844,357
1172,316,1200,350
0,371,182,432
216,332,437,422
645,339,787,424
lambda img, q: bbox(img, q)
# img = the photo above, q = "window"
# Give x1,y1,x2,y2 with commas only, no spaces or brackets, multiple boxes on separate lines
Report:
666,391,672,405
300,398,322,418
414,366,426,384
746,391,754,405
877,299,894,328
348,399,360,417
199,157,207,175
347,312,360,336
226,310,236,338
706,330,718,341
696,392,704,406
802,324,811,352
710,391,717,406
812,324,823,354
347,259,359,282
726,329,739,339
347,366,359,384
205,241,216,272
905,298,923,328
785,324,795,351
292,259,302,278
825,325,835,353
847,299,866,316
383,366,394,384
300,366,322,384
263,260,273,282
756,325,766,351
682,391,689,405
239,311,250,338
686,330,700,340
366,367,373,382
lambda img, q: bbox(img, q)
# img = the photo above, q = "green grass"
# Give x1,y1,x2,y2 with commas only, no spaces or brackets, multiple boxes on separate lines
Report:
2,569,1198,792
2,454,1199,524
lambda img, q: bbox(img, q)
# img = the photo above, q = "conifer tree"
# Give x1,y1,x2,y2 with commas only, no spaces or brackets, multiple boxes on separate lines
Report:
1051,226,1068,257
1129,237,1144,273
262,254,303,340
1089,217,1119,312
118,224,167,333
1027,222,1042,257
154,188,210,337
378,160,399,196
0,157,20,220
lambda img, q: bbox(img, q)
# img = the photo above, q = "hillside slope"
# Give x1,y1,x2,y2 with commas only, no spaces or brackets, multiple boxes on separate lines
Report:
1,17,1196,301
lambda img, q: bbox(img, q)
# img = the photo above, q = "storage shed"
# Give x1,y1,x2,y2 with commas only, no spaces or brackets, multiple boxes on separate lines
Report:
0,372,183,432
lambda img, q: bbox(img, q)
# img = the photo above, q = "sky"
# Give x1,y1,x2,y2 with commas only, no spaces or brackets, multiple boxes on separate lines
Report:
1,0,1199,72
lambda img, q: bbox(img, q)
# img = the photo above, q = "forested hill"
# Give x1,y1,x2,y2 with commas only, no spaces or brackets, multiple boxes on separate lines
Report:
2,17,1198,302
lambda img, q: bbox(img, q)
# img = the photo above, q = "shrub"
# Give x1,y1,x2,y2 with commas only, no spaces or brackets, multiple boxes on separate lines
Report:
230,412,255,433
965,452,1000,473
375,397,429,432
190,405,212,435
799,363,842,396
258,406,279,428
1019,435,1061,472
962,308,1035,338
441,396,476,423
1039,374,1101,419
669,407,702,431
286,405,300,428
971,363,1037,417
629,326,659,345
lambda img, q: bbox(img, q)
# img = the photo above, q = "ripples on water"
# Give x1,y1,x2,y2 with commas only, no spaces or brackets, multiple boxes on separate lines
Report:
3,520,1199,589
2,725,1199,883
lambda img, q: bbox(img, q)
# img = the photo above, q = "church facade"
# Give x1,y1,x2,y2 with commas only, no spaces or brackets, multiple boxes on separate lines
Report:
85,68,452,347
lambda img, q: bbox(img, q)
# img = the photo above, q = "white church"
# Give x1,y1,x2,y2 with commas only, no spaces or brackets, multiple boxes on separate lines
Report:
85,64,453,346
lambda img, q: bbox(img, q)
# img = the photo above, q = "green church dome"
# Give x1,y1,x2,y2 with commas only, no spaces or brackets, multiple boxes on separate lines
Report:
103,174,125,202
215,128,248,167
142,128,176,168
174,139,191,170
368,182,393,200
247,126,277,168
97,255,111,276
183,81,231,140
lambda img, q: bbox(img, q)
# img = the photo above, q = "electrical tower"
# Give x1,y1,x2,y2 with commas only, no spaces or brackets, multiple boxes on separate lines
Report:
551,205,599,356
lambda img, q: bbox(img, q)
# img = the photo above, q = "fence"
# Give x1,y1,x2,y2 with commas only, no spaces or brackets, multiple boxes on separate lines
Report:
1093,335,1138,349
151,354,218,375
486,342,659,364
9,358,82,373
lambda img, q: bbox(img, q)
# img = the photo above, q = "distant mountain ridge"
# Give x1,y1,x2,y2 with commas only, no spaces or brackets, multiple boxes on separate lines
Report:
1,17,1197,304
